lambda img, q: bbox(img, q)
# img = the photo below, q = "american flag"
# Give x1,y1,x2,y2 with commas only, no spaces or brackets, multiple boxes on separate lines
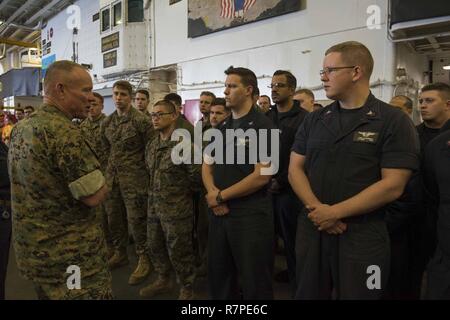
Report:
220,0,256,19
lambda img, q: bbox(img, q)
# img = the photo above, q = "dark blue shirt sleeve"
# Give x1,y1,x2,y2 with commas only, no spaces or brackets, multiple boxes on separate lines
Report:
291,112,312,156
380,112,420,171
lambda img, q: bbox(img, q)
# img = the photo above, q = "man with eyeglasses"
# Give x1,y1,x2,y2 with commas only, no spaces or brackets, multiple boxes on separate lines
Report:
101,80,155,286
266,70,308,296
140,100,201,300
289,41,420,299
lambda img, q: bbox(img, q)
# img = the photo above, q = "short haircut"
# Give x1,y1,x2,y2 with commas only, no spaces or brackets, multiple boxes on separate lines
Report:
212,97,226,108
421,82,450,100
200,91,216,100
93,92,104,104
224,66,258,97
273,70,297,89
254,87,260,97
325,41,374,79
392,95,413,109
24,106,35,112
153,99,176,114
295,88,315,100
260,95,271,103
136,89,150,100
164,93,182,107
44,60,85,91
113,80,133,96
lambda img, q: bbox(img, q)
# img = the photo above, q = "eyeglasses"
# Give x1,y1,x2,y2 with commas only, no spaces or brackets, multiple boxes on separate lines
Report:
150,112,173,119
319,66,356,76
268,83,290,89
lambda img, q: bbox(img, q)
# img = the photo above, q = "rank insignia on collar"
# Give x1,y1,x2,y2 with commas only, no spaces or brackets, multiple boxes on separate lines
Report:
366,110,375,117
353,131,379,143
325,110,332,115
248,121,254,125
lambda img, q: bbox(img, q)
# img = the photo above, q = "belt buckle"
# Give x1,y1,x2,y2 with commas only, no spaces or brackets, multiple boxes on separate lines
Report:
2,209,10,220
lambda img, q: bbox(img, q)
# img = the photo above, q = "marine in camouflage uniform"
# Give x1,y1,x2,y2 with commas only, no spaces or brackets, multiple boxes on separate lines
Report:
8,104,112,300
80,99,112,256
101,82,155,284
176,115,194,138
140,100,201,300
134,89,152,120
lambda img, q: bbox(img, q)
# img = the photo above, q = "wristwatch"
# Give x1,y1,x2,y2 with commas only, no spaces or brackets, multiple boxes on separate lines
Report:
216,191,224,204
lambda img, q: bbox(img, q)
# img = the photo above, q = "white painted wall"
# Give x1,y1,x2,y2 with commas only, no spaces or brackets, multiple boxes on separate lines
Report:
41,0,102,78
152,0,397,103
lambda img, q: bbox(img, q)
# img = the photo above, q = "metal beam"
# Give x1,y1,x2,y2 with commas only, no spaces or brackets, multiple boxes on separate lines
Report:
0,0,37,35
8,0,69,43
0,0,14,12
26,0,67,24
0,37,37,48
427,36,443,53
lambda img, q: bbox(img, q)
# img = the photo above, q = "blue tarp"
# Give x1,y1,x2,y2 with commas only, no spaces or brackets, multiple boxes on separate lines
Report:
0,67,40,99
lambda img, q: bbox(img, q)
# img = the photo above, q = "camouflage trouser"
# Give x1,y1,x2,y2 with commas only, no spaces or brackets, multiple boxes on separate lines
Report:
105,179,147,255
148,213,195,287
194,191,209,266
97,203,113,248
33,271,113,300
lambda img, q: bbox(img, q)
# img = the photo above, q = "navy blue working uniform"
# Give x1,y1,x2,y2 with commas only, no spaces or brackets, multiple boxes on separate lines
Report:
0,141,11,300
266,100,307,294
409,119,450,298
292,93,420,299
208,106,276,300
423,130,450,299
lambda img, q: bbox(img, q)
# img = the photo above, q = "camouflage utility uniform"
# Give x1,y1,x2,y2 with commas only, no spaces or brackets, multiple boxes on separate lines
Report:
8,104,112,300
145,137,201,287
80,113,112,250
101,107,154,255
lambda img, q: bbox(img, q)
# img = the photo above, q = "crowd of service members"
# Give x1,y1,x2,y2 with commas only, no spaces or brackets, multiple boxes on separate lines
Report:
0,40,449,300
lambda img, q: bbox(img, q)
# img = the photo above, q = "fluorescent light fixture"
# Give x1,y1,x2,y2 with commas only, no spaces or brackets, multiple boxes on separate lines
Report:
443,65,450,70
